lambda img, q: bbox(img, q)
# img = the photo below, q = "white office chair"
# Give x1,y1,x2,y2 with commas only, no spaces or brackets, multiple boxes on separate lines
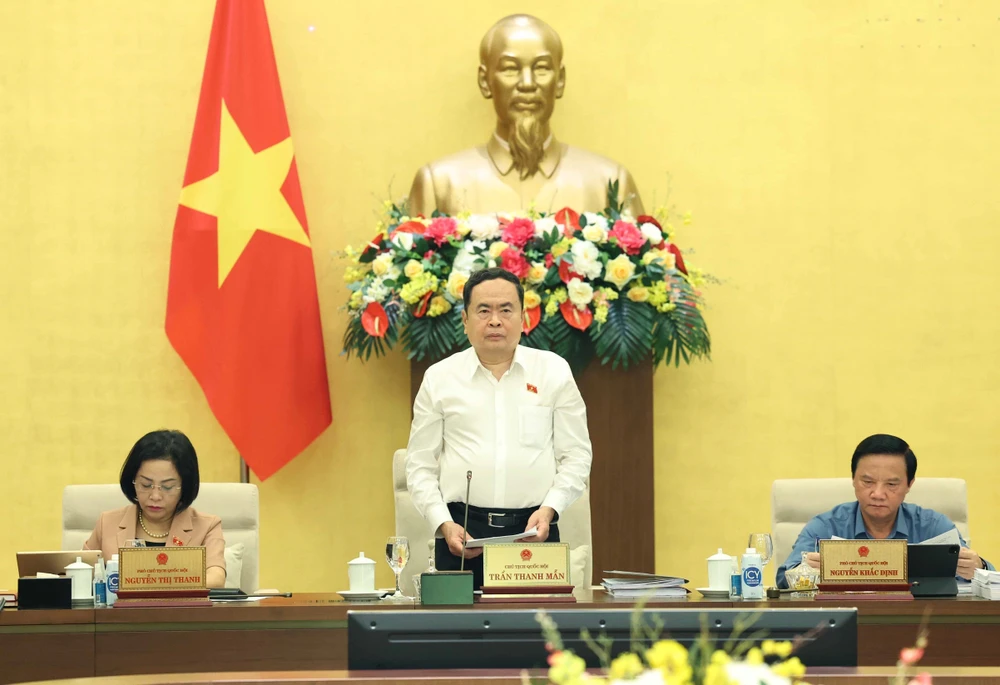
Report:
62,483,260,592
770,477,969,569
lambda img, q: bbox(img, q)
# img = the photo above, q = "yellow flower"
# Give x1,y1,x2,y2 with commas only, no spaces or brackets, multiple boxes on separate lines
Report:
545,287,567,317
703,662,733,685
427,295,452,317
627,286,649,303
343,266,367,283
446,270,469,300
642,248,675,271
762,641,794,659
582,224,608,243
646,640,691,678
527,262,548,285
745,648,764,666
400,273,439,304
599,286,619,301
770,657,806,680
547,650,586,685
371,253,394,277
550,238,572,259
404,259,424,280
711,650,732,665
348,290,363,310
488,241,509,259
524,289,542,310
605,254,636,290
608,652,644,682
686,266,706,288
594,301,608,324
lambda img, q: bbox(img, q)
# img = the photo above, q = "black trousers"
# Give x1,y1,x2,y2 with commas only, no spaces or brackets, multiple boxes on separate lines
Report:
435,502,560,590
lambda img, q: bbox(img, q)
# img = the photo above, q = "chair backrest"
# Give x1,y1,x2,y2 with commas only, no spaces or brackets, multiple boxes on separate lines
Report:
392,449,594,592
771,478,969,569
62,483,260,592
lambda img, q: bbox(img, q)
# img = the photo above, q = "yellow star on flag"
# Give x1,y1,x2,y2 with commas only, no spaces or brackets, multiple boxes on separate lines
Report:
179,100,311,287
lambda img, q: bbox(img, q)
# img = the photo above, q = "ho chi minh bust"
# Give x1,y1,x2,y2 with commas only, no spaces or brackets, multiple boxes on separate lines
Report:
407,14,644,218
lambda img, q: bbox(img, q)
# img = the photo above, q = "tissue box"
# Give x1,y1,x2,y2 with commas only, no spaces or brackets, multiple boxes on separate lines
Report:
17,577,72,610
420,571,474,605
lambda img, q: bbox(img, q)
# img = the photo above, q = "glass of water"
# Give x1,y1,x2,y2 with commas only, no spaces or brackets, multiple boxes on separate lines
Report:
748,532,774,570
385,536,410,600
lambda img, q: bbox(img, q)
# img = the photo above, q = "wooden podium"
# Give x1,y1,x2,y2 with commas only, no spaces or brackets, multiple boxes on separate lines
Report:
410,357,655,584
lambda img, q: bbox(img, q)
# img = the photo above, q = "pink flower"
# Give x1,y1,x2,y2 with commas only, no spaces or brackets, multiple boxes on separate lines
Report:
424,217,458,245
544,253,554,268
500,247,530,279
907,673,932,685
900,648,925,666
609,220,645,255
501,218,536,248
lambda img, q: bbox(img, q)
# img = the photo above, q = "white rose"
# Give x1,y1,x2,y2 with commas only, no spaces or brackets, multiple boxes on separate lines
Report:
453,249,479,274
570,240,603,280
566,278,594,308
467,214,501,241
640,222,663,245
582,213,609,231
533,216,558,238
582,224,608,243
391,232,414,252
364,276,390,303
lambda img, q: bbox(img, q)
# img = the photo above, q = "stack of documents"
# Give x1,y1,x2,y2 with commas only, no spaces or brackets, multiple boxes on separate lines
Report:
601,570,688,598
972,569,1000,600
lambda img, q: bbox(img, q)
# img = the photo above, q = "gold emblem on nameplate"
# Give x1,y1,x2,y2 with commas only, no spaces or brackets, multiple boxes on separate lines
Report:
119,546,207,592
819,539,908,585
483,543,570,588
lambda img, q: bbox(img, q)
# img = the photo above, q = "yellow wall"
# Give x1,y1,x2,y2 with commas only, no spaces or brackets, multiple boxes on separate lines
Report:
1,0,998,591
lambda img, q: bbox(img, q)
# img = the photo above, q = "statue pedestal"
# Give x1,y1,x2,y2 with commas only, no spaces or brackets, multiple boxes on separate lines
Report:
409,357,655,585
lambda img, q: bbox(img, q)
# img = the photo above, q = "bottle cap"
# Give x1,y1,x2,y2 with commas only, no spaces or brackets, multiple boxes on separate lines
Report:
707,548,731,561
111,554,119,561
348,552,375,565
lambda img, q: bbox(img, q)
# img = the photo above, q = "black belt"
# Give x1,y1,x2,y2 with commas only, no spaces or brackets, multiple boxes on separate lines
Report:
447,502,541,528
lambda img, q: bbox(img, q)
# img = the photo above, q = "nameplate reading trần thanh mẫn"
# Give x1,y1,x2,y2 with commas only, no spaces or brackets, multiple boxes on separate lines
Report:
483,543,570,588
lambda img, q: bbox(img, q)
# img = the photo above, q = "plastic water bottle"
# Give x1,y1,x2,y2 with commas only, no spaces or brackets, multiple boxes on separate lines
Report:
93,558,107,607
729,558,742,598
741,547,764,600
106,554,120,607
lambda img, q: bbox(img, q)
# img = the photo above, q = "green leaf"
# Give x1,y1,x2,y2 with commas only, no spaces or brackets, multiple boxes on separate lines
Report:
590,298,655,370
341,307,400,362
542,313,593,374
401,309,463,362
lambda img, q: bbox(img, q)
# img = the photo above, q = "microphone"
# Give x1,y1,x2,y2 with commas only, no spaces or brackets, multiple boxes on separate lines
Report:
460,470,472,571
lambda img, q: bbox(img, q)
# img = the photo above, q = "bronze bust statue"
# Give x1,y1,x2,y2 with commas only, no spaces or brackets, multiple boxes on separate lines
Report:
408,14,644,217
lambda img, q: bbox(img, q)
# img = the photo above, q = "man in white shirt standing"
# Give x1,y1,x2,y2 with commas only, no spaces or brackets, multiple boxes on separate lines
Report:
405,267,593,589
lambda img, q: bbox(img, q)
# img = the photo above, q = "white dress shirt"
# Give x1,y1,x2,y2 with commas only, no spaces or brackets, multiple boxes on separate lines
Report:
405,345,593,535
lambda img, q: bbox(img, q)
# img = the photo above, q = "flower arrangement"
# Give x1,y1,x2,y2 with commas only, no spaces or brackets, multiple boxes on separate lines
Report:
341,183,711,371
532,609,807,685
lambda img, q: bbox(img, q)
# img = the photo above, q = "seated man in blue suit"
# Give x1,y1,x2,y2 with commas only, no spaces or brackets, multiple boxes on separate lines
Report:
776,434,993,588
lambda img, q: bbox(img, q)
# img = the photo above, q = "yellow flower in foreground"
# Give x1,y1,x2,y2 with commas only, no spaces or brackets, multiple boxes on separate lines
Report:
608,652,644,682
489,241,509,259
400,273,439,304
550,238,572,259
545,287,567,317
770,657,806,680
427,295,452,317
446,270,469,300
594,301,608,324
646,640,692,680
343,266,367,283
762,641,794,659
745,648,764,666
547,650,587,685
527,262,548,284
371,253,394,277
348,290,363,310
627,286,649,303
704,662,733,685
404,259,424,279
605,254,636,290
524,289,542,310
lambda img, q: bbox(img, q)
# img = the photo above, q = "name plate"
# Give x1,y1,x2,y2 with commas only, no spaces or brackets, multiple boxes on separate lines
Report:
119,546,207,592
819,539,907,584
483,542,570,587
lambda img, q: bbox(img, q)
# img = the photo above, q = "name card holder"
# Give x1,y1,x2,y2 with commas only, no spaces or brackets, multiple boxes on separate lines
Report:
816,539,912,601
481,543,574,603
115,546,210,607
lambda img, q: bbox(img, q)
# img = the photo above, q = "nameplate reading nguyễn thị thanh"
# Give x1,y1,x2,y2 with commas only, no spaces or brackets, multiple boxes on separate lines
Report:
482,543,570,588
118,546,207,592
819,539,907,585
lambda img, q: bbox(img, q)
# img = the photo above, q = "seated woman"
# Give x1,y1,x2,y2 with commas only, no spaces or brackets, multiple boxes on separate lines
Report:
84,430,227,588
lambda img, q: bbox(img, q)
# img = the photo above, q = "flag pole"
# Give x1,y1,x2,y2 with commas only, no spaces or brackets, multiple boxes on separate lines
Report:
239,457,250,484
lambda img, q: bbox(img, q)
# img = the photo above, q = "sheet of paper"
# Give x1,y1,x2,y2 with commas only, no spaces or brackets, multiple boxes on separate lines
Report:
916,528,962,546
464,527,538,548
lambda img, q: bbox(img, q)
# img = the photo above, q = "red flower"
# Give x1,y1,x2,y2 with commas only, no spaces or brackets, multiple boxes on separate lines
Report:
609,220,645,255
390,220,425,238
360,233,384,261
908,673,932,685
500,247,530,279
559,300,593,331
361,302,389,337
424,217,458,245
558,259,583,284
637,214,662,230
554,207,581,236
413,291,433,318
501,218,536,248
544,253,554,268
666,243,688,274
899,648,925,666
522,306,541,335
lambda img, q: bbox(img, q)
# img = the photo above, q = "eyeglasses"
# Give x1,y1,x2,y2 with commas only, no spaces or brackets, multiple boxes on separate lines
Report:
133,480,180,495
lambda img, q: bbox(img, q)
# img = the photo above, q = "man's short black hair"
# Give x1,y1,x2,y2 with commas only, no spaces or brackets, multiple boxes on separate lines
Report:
462,267,525,311
851,433,917,483
119,430,201,511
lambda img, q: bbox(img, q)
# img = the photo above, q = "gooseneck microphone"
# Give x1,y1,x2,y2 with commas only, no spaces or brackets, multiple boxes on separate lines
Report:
460,470,472,571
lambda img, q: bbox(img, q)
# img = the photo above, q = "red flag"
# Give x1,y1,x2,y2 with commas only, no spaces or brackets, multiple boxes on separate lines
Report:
166,0,331,480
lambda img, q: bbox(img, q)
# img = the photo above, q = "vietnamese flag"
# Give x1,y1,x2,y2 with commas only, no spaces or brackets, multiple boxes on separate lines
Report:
166,0,331,480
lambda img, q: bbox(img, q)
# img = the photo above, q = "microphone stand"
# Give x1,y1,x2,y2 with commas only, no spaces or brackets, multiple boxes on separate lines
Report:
460,470,472,572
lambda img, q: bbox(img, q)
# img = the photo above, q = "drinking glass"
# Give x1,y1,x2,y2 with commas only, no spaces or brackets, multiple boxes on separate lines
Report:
748,533,774,569
385,536,411,599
